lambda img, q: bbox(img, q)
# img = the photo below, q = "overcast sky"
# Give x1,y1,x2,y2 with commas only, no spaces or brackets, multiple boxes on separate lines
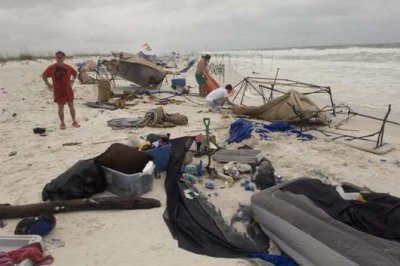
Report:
1,0,400,55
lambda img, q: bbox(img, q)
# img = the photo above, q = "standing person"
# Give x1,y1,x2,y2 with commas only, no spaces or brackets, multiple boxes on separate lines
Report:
206,84,234,112
42,51,80,130
195,54,211,97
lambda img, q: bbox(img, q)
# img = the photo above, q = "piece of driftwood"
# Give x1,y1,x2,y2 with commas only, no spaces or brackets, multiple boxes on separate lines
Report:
0,197,161,219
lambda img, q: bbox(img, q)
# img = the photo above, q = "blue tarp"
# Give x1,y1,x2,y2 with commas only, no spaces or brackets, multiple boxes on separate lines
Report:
227,119,314,144
249,253,298,266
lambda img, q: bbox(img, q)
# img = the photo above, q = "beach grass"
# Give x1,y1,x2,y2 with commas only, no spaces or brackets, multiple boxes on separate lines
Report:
0,52,107,64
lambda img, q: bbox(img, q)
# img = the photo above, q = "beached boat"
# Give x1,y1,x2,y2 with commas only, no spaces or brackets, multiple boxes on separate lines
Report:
104,56,166,88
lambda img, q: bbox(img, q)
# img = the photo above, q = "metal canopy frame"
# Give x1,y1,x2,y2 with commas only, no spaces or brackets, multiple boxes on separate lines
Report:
232,76,336,116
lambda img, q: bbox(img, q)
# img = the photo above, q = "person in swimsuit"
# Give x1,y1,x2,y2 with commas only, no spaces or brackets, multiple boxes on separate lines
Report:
42,51,80,130
195,54,211,97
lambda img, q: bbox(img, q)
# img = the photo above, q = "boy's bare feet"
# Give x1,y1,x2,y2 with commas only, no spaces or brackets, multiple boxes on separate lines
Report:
72,121,80,128
60,123,66,130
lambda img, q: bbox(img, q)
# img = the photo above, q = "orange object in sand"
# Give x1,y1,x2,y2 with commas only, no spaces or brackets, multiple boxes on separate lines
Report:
204,72,220,93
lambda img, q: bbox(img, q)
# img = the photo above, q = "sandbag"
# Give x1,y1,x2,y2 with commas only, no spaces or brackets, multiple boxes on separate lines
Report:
42,159,105,201
94,143,152,174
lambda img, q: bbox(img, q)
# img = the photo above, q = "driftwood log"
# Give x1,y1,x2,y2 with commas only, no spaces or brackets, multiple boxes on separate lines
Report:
0,197,161,219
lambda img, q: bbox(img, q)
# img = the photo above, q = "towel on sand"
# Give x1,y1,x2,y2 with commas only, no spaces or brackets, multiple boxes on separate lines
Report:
138,106,188,128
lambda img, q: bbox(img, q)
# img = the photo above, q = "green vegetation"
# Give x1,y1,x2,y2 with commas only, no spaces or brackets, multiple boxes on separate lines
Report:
0,52,108,64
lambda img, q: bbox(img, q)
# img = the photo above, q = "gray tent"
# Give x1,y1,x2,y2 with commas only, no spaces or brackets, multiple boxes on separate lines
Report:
251,178,400,266
105,56,166,87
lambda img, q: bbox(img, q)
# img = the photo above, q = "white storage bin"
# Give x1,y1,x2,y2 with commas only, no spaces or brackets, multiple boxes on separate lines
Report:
101,161,155,197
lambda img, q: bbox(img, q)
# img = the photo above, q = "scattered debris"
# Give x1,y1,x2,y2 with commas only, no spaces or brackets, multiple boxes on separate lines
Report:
62,142,82,147
8,151,17,157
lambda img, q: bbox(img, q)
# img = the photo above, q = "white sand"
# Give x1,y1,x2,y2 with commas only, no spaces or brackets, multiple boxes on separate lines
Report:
1,57,399,265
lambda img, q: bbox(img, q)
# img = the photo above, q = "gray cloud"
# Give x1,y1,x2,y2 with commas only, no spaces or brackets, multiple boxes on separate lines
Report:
0,0,399,54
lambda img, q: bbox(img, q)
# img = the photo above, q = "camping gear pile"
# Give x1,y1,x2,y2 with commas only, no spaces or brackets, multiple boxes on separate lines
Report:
1,142,165,265
76,60,97,84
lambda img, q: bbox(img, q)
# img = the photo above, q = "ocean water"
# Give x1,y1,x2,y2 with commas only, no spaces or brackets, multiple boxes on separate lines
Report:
209,44,400,119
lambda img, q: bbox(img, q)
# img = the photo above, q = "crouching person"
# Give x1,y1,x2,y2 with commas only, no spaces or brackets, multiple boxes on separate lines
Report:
206,84,234,112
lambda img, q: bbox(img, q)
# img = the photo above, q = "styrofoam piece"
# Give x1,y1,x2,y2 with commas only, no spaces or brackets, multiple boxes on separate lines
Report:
101,161,155,197
0,235,43,266
212,149,263,164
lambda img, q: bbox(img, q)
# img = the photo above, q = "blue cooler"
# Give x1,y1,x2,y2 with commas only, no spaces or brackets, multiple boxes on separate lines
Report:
144,144,171,172
171,78,186,88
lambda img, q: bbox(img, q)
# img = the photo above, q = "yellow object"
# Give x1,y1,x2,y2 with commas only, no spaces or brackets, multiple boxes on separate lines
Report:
139,141,152,151
97,79,112,102
220,114,230,119
114,99,126,109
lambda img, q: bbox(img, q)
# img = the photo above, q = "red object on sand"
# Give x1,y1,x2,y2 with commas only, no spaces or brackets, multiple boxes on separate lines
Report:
6,242,53,265
204,72,219,93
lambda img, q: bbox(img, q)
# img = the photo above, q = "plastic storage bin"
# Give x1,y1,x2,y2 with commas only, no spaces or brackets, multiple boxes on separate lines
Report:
171,78,186,88
101,161,155,197
144,144,171,172
212,149,263,164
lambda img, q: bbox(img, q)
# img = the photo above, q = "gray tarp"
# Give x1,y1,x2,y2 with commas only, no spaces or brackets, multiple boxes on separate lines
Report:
251,178,400,266
233,90,328,124
105,56,166,87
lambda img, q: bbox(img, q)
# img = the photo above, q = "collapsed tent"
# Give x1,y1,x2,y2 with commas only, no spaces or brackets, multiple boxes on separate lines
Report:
233,89,328,124
104,57,166,87
251,178,400,266
163,137,268,257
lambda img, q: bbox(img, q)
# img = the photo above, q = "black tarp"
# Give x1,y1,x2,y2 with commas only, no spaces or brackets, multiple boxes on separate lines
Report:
282,178,400,242
42,159,105,201
163,136,267,258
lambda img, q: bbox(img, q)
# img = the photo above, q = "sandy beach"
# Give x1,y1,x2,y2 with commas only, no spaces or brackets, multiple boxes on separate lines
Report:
1,56,400,265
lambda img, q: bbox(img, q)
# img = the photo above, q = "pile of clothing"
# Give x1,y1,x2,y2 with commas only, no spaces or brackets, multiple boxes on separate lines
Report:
0,243,53,265
137,106,188,128
127,133,171,151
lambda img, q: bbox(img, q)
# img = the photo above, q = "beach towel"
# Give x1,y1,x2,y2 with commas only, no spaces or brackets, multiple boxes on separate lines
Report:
3,243,53,265
107,118,141,129
85,102,118,110
204,72,219,93
137,106,188,128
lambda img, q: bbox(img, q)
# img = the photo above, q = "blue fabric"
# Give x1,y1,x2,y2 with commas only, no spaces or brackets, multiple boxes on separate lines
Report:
180,58,197,73
227,119,254,144
227,119,313,144
28,219,55,236
249,253,297,266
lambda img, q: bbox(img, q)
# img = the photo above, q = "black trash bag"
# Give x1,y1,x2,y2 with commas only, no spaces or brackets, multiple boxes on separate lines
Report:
42,159,105,201
94,143,152,174
254,159,276,190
